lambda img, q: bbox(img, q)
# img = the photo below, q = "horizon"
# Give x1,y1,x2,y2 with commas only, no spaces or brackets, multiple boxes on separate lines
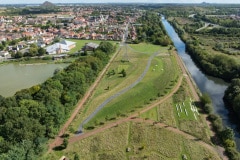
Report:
0,0,240,5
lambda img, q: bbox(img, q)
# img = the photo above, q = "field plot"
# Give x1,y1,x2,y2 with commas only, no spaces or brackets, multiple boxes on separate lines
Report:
45,122,221,160
140,76,211,143
174,98,199,121
69,44,153,131
69,43,171,132
84,52,179,128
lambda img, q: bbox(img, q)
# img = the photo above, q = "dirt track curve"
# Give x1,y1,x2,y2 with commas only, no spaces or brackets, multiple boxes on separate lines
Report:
48,46,121,152
48,50,226,159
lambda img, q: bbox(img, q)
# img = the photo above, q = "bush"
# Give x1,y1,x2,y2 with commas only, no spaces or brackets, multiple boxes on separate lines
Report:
225,147,240,160
203,103,213,114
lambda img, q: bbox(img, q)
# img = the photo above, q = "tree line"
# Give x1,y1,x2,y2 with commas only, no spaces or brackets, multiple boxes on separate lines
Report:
200,94,240,159
0,41,115,159
164,10,240,159
133,11,171,46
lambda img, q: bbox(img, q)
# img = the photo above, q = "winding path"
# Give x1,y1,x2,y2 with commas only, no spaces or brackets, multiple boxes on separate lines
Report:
69,75,183,144
48,44,122,152
77,51,159,133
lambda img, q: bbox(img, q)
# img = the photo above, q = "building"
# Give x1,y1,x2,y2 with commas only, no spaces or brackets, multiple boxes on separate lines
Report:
83,42,99,51
0,51,9,57
46,40,76,55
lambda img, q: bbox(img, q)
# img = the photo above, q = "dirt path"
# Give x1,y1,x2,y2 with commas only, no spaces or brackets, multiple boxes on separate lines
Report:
77,51,159,133
69,75,183,143
48,46,121,152
174,51,227,160
48,49,226,159
173,51,199,101
48,50,195,150
68,51,226,159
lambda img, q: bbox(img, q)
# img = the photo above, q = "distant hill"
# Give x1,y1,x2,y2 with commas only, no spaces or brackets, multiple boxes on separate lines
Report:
41,1,55,7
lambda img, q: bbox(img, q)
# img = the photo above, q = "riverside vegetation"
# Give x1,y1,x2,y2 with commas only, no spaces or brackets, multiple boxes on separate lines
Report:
159,4,240,159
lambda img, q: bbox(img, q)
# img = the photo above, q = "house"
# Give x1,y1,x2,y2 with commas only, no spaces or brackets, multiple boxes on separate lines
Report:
46,40,76,55
0,51,9,57
83,42,99,51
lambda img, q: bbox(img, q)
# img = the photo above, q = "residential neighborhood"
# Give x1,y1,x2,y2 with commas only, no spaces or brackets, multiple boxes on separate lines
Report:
0,3,141,59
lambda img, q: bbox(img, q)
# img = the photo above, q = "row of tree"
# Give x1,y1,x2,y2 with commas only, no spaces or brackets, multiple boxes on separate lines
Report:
13,44,46,58
0,41,115,159
134,11,171,46
163,10,240,159
200,94,240,159
186,42,240,81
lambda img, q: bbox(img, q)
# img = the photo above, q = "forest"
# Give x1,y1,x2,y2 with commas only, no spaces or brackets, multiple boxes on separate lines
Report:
133,11,172,46
0,42,115,159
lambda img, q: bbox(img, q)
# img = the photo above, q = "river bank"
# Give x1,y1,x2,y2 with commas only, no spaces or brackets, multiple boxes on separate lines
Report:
161,17,240,152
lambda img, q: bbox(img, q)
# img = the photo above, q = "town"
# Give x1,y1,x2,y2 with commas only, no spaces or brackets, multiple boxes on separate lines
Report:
0,1,240,160
0,1,140,61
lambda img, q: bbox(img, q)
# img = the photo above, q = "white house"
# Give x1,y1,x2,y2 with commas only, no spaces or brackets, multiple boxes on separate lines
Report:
46,40,76,55
0,51,9,57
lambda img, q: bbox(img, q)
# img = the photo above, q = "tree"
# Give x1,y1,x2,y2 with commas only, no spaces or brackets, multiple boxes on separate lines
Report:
121,69,126,77
220,127,234,141
74,153,80,160
37,47,46,56
97,42,115,55
200,94,212,106
27,47,38,57
0,44,4,50
62,138,68,149
14,51,23,59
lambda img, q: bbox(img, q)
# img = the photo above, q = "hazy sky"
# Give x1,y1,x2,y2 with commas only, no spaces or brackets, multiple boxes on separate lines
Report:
0,0,239,4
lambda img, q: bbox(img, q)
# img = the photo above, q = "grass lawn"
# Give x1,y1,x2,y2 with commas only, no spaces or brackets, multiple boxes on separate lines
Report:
84,53,179,128
69,46,152,131
174,98,199,121
67,39,119,54
44,122,221,160
46,42,217,160
128,43,167,53
140,107,158,121
138,76,211,143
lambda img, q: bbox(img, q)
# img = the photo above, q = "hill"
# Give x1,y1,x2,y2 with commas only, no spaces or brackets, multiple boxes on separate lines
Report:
41,1,55,7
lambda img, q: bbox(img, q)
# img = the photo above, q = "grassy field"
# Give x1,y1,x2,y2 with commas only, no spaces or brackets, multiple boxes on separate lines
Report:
67,39,119,54
128,43,165,53
139,76,211,143
69,45,152,131
44,43,220,160
69,43,172,132
45,122,221,160
84,52,179,128
172,17,240,63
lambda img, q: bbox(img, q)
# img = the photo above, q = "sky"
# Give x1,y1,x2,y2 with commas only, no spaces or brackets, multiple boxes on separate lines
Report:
0,0,239,4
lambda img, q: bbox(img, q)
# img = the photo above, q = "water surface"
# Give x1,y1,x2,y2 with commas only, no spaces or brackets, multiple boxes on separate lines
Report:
0,63,68,97
162,18,240,149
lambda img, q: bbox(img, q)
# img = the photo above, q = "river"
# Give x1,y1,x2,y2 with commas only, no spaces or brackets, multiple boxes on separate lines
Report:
162,17,240,149
0,63,68,97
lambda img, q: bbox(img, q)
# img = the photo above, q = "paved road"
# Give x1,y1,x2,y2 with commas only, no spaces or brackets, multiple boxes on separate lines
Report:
77,51,159,133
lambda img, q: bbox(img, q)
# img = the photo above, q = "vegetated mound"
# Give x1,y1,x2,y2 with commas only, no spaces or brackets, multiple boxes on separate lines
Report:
41,1,55,7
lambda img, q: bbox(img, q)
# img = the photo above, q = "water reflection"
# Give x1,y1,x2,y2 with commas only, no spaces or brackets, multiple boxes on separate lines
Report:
0,63,68,97
162,18,240,150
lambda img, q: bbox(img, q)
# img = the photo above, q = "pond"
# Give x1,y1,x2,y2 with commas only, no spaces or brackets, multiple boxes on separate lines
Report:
0,63,68,97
